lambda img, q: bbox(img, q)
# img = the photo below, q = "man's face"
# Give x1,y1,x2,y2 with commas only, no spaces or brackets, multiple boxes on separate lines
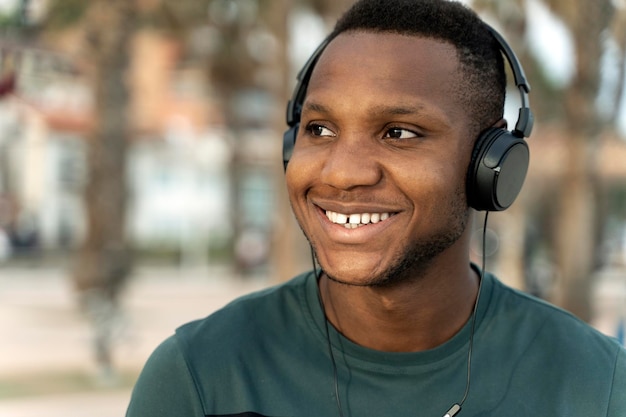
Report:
285,32,474,287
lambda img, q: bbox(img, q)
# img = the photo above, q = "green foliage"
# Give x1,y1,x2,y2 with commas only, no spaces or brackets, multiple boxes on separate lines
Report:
0,8,22,29
156,0,210,33
43,0,89,29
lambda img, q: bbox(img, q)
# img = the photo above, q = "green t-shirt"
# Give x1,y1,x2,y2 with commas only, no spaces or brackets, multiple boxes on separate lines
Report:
126,270,626,417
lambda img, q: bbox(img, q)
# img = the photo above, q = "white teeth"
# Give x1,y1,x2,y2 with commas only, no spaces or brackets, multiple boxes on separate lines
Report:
349,214,361,224
325,210,393,227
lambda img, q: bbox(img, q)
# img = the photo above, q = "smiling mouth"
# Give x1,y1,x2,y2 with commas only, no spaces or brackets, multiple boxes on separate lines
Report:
325,210,394,229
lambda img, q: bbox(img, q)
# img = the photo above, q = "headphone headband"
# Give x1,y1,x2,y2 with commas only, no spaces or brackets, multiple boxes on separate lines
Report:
285,37,331,128
484,24,533,138
286,26,534,137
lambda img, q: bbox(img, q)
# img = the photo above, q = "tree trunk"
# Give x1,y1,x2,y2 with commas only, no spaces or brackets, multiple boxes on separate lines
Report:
72,0,137,380
551,0,613,322
268,0,302,282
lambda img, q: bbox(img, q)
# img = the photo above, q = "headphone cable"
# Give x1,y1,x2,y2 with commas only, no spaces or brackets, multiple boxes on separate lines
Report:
311,248,345,417
312,210,490,417
444,210,490,417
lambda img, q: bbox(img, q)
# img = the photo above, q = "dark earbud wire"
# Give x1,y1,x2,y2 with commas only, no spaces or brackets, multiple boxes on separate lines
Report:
312,249,345,417
312,211,490,417
444,210,490,417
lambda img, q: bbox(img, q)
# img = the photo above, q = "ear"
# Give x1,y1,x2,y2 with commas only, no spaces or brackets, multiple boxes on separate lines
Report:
493,118,507,130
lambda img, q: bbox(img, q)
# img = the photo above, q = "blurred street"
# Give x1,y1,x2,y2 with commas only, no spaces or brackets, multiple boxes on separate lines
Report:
0,264,270,417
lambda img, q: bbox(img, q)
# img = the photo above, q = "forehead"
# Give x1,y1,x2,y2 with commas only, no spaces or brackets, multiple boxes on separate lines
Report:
305,32,465,122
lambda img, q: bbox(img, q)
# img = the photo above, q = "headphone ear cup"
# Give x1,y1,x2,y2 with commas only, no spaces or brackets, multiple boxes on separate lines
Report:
467,128,530,211
282,124,298,171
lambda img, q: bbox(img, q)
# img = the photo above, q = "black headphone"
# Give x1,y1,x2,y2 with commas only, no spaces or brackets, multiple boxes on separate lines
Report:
283,25,533,212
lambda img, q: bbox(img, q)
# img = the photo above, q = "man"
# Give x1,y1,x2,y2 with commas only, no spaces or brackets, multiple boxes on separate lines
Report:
126,1,626,416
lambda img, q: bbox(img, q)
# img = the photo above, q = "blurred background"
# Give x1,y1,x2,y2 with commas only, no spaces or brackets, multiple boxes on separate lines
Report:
0,0,625,415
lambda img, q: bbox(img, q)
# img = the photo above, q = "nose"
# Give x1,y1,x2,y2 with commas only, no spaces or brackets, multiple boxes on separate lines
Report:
320,135,382,190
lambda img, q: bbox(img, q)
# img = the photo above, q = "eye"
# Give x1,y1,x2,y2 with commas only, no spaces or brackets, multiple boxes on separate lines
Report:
384,127,420,140
306,123,336,137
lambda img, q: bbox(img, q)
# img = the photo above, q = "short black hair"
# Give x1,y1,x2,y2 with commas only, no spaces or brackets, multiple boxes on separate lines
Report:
328,0,506,136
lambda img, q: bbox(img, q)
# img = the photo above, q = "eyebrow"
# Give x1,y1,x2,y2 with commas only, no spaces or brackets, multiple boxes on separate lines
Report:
302,101,330,115
374,104,425,116
303,101,426,117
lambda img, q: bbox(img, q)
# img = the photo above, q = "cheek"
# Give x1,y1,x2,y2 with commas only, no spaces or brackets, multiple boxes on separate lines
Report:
284,166,301,212
285,155,315,210
285,141,325,192
396,158,468,212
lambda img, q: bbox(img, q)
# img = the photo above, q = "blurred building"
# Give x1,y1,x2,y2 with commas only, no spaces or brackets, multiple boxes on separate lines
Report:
0,30,235,264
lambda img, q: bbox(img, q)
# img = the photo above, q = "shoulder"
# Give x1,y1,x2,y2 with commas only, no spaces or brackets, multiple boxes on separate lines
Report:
478,275,626,414
609,347,626,414
487,274,624,363
175,271,312,346
126,336,205,417
127,272,316,416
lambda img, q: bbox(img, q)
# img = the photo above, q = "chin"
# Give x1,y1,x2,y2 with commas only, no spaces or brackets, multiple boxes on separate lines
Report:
323,264,422,288
315,226,467,288
316,249,415,288
324,269,383,287
315,256,378,286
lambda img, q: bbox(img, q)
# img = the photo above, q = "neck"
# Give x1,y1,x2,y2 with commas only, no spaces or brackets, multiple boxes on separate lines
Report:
319,263,480,352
